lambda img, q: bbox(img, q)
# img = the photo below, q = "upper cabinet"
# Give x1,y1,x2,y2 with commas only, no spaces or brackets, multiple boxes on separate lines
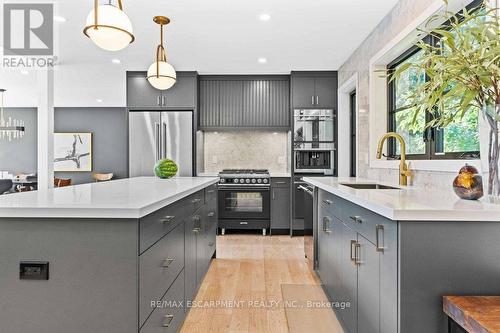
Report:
199,76,290,130
291,72,338,108
127,71,198,109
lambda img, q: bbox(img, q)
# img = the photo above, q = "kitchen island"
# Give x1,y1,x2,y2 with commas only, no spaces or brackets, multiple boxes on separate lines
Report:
0,177,219,333
303,177,500,333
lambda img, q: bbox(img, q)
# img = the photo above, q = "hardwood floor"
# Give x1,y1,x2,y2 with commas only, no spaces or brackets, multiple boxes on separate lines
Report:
180,235,336,333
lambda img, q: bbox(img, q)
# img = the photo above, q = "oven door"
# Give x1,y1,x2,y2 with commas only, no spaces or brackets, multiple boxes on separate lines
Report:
218,187,270,220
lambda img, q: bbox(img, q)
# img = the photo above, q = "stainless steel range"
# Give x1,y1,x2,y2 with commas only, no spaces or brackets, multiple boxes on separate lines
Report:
217,169,270,235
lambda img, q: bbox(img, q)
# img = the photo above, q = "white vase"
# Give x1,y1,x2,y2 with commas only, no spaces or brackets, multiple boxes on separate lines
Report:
479,105,500,202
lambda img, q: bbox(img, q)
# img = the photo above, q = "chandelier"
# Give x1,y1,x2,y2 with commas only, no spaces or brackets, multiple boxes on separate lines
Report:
0,89,25,141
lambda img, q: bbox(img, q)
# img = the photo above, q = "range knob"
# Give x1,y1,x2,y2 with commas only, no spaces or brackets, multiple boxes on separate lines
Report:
263,179,269,184
245,179,251,184
234,179,239,184
240,178,245,184
251,179,257,184
257,179,262,183
220,178,226,183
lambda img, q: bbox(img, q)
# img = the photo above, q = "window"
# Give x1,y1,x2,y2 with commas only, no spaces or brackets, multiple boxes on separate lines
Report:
387,1,482,160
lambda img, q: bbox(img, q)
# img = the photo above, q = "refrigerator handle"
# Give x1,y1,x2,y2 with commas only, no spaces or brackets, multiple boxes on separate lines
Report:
163,122,167,159
155,122,160,161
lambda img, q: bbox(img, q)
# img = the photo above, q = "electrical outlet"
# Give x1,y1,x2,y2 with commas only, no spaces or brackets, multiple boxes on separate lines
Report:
211,156,218,164
20,261,49,280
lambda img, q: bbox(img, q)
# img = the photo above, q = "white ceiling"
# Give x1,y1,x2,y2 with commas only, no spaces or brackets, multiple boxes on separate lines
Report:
0,0,399,107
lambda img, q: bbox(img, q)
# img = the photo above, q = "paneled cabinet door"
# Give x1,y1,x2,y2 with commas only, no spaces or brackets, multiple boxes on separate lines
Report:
292,77,315,107
162,75,197,108
127,75,162,108
357,235,380,333
219,80,244,127
339,221,358,333
199,80,220,128
242,80,290,127
317,208,335,296
314,77,337,108
185,215,198,305
271,187,291,230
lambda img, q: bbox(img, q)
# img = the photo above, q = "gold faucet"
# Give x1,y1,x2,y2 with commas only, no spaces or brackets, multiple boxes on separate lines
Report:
376,132,413,186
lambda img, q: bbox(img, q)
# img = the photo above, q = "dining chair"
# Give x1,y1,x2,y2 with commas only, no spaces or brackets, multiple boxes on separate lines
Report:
91,172,113,182
54,178,72,187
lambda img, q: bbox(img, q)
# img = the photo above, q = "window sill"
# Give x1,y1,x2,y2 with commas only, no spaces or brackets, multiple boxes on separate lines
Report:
370,159,481,173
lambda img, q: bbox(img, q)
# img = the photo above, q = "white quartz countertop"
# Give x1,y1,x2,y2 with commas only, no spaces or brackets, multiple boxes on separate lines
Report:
0,177,219,219
303,177,500,222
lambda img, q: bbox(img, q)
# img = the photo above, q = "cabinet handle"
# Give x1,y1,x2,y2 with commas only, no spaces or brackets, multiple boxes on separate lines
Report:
162,95,166,106
240,221,248,225
322,199,332,205
355,243,361,265
316,96,319,105
207,212,215,217
193,227,200,233
322,217,332,233
349,216,363,224
350,240,356,261
191,198,201,204
162,314,174,327
157,96,161,106
275,181,287,184
160,216,175,224
311,96,315,105
161,258,174,268
207,190,215,194
272,189,275,200
376,225,385,252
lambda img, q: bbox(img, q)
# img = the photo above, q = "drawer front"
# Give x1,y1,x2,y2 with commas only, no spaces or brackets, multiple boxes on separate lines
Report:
186,191,204,215
339,197,392,246
140,270,185,333
205,200,217,231
271,177,291,188
318,189,342,219
140,223,185,326
204,184,217,204
140,201,185,254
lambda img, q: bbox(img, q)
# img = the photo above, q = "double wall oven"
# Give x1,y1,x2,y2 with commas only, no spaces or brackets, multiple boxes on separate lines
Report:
218,169,270,236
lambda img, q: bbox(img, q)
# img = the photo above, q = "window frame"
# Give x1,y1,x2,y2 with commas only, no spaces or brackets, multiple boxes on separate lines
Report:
386,0,483,161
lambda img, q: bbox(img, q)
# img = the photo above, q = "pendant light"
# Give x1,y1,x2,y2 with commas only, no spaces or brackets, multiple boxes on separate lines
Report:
147,16,176,91
0,89,25,142
83,0,135,51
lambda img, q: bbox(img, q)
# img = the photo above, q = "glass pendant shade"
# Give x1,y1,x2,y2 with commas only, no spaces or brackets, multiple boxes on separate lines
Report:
147,61,176,90
146,16,176,91
83,2,134,51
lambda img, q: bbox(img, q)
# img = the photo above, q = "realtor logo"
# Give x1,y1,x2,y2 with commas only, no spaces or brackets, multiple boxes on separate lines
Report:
3,3,54,56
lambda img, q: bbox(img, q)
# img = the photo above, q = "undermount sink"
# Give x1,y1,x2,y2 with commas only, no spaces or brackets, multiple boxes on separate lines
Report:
340,183,401,190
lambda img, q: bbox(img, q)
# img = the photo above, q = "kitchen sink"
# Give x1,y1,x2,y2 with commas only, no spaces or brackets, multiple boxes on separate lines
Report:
340,183,401,190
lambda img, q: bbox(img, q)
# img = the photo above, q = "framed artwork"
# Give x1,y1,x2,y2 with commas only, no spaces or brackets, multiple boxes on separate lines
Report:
54,133,92,172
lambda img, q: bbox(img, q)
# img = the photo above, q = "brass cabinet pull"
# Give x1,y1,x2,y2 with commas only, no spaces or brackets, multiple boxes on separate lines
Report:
349,216,363,224
322,217,332,233
354,243,361,265
160,216,175,224
350,240,356,261
161,258,174,268
162,314,174,327
376,225,385,252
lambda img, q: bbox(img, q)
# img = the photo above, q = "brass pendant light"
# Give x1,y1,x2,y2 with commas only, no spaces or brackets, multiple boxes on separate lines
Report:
83,0,135,51
146,16,177,91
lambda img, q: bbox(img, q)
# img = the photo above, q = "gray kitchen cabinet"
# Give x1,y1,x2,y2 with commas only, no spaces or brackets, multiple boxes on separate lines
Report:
357,234,379,333
127,71,198,109
199,76,290,129
291,72,337,108
271,178,291,232
291,77,315,107
339,220,358,333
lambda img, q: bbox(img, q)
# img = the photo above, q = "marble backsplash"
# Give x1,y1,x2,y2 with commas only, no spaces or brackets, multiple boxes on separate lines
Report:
202,131,290,174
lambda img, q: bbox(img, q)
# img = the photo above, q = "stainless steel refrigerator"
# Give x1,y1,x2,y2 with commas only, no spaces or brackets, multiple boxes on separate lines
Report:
129,111,193,177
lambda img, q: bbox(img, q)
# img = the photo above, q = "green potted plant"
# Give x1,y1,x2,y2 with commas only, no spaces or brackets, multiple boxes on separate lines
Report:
389,0,500,200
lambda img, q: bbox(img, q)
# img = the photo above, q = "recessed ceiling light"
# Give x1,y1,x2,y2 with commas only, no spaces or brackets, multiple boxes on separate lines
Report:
54,16,66,23
258,57,267,64
20,70,29,75
96,99,103,103
259,13,271,21
111,59,121,64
